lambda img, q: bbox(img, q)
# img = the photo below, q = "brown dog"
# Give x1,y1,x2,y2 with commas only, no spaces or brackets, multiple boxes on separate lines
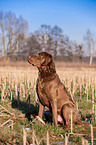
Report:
28,52,85,127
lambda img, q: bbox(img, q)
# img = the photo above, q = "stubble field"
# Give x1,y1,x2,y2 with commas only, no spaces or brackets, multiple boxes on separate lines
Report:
0,64,96,144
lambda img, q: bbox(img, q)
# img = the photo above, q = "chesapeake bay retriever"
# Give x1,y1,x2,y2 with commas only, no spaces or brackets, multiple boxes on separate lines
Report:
28,52,86,127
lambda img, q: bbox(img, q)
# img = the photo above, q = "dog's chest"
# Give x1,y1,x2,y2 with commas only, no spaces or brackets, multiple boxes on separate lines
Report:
37,78,57,100
38,80,45,89
36,79,50,106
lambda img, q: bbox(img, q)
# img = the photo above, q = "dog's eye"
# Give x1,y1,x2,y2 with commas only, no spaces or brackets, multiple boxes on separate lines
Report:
37,55,41,60
42,57,45,61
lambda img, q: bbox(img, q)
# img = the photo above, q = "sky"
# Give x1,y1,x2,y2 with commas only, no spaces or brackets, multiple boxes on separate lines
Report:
0,0,96,44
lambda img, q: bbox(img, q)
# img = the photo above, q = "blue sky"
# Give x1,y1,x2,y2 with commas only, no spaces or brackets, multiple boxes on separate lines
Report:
0,0,96,43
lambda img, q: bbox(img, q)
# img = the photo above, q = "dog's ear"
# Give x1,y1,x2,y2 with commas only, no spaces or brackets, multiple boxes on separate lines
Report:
41,53,52,66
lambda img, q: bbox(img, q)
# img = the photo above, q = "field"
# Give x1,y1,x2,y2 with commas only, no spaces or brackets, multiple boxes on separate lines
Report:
0,64,96,145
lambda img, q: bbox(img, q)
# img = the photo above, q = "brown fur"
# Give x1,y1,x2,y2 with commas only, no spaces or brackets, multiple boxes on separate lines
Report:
28,52,88,127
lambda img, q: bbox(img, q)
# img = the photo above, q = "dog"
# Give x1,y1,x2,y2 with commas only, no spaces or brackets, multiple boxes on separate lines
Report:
28,52,87,127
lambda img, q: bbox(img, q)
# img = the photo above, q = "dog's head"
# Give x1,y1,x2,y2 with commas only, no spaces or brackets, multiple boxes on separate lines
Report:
28,52,52,67
28,52,56,79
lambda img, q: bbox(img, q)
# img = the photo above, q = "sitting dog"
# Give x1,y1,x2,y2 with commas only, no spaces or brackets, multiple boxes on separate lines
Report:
28,52,86,127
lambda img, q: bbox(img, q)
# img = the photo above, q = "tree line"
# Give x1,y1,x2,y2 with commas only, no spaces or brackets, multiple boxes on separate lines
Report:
0,11,95,64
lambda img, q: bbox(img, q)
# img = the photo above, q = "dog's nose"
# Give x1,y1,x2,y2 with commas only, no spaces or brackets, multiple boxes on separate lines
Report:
28,56,31,59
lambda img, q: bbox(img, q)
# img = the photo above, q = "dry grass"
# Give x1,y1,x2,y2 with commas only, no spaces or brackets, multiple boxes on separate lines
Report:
0,63,96,144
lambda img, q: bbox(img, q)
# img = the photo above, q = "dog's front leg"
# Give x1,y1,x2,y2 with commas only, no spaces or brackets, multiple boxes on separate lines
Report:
38,102,45,119
52,98,58,126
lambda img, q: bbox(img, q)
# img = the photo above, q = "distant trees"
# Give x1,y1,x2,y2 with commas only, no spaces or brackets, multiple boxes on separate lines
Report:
0,11,28,60
24,24,84,61
0,11,85,62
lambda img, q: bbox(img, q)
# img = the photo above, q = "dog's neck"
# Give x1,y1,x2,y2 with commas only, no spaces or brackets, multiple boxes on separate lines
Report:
38,62,56,82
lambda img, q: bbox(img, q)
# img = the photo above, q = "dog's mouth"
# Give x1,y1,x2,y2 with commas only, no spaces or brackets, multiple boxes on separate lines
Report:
28,60,34,66
28,59,31,64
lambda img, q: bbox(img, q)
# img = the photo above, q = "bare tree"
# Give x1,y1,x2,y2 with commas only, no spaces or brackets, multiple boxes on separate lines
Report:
24,34,41,56
46,34,54,53
0,11,28,60
51,25,63,60
6,12,28,57
84,29,95,65
35,24,53,53
0,12,6,58
59,36,69,56
74,43,84,62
